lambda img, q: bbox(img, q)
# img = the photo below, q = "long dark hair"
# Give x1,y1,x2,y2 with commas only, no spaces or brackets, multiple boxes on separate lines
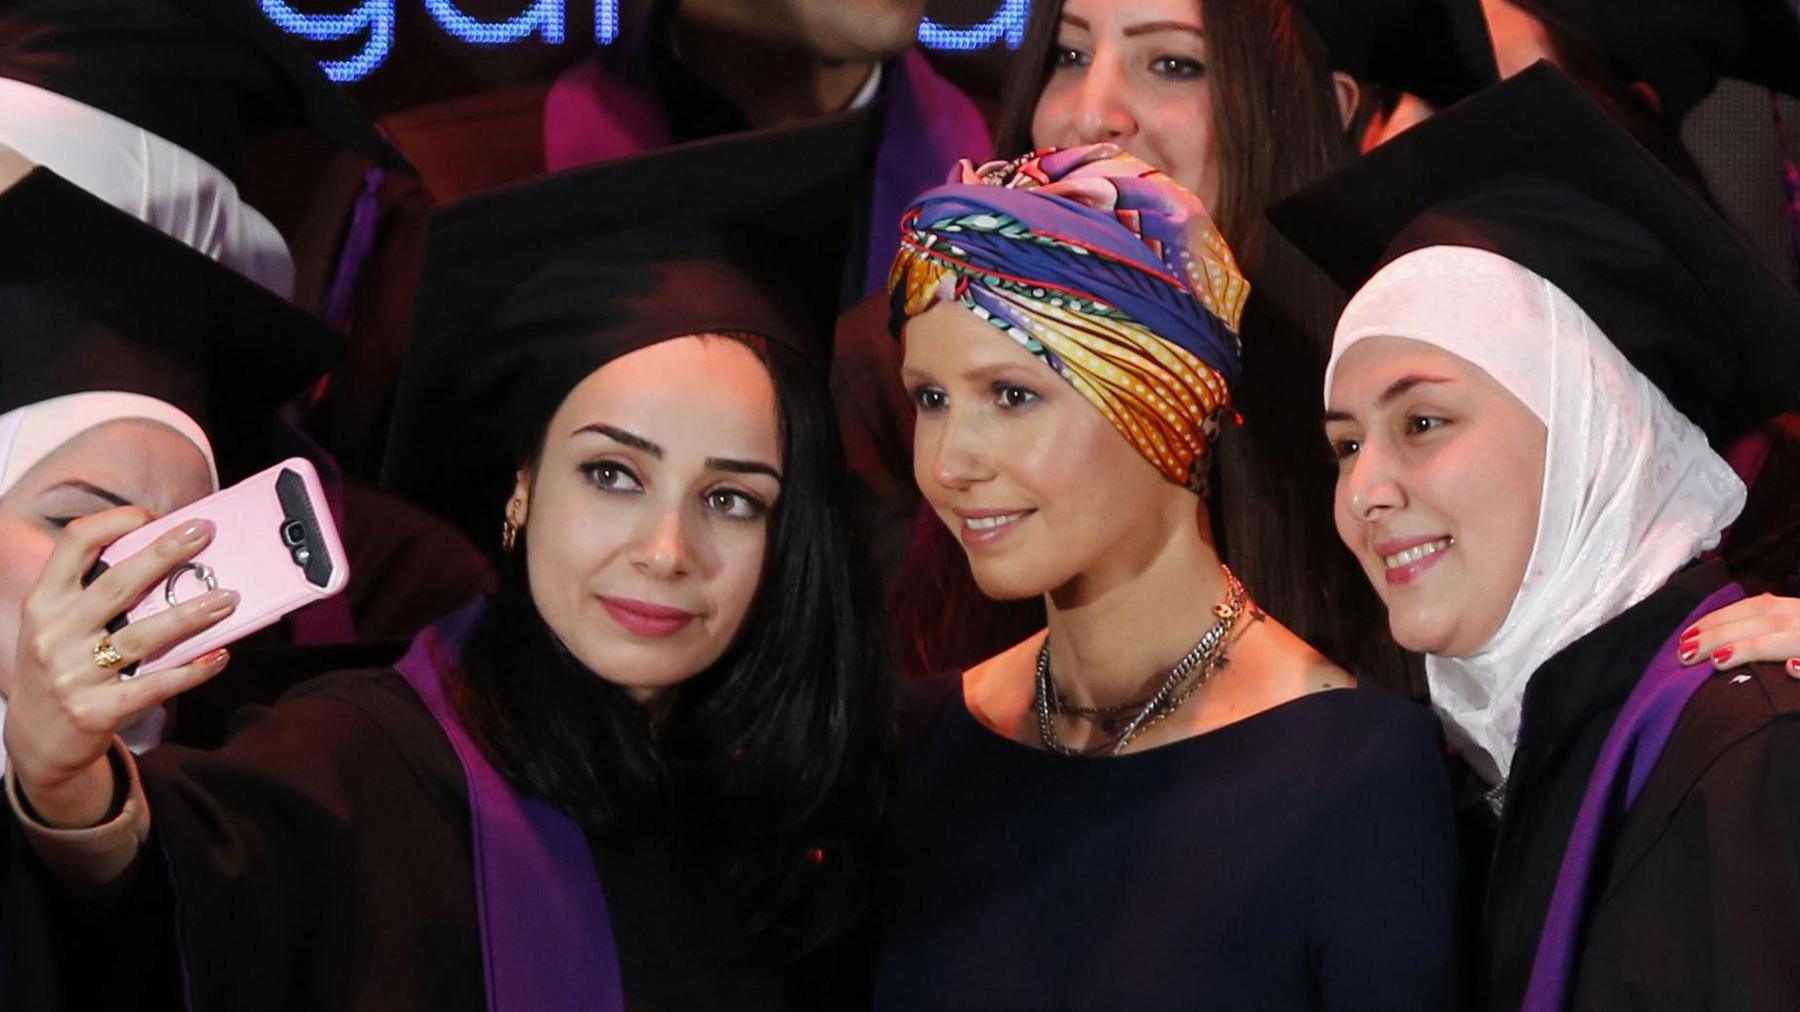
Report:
904,0,1413,692
451,334,894,954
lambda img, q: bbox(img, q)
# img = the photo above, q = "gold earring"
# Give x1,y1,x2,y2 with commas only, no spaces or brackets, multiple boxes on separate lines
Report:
501,498,523,552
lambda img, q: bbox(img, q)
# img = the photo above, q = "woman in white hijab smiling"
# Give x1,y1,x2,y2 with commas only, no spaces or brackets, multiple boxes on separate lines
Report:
1276,65,1800,1009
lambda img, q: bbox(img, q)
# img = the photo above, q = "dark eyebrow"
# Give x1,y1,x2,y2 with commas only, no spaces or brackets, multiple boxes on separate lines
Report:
1122,20,1205,38
577,424,776,479
1379,374,1453,405
574,423,662,457
705,458,782,482
1323,374,1455,424
41,479,133,508
964,362,1041,383
1059,13,1090,30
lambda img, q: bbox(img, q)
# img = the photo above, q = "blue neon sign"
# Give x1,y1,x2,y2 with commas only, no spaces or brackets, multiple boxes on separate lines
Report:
261,1,395,83
259,1,1027,83
421,0,565,44
917,0,1029,52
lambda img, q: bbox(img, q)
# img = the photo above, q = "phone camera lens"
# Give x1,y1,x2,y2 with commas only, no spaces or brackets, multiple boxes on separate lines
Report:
282,520,307,547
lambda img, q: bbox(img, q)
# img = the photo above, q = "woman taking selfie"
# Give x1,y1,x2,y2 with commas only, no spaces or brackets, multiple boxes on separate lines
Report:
0,164,346,774
1279,65,1800,1007
875,145,1457,1009
5,117,891,1011
0,157,347,1012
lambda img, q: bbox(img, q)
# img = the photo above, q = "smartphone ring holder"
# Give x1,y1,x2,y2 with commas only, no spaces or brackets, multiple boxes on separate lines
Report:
165,562,219,607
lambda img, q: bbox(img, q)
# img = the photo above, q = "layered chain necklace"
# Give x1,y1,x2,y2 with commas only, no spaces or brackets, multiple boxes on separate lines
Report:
1034,565,1250,757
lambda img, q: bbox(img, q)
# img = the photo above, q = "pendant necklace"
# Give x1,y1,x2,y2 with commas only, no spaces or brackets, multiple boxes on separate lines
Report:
1034,565,1251,757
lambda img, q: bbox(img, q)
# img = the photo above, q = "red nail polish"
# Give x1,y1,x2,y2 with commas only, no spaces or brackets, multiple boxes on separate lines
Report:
1712,647,1733,665
1680,628,1700,645
1788,659,1800,677
1679,647,1699,664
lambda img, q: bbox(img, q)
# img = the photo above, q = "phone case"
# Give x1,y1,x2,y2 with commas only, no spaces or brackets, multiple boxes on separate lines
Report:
91,458,350,678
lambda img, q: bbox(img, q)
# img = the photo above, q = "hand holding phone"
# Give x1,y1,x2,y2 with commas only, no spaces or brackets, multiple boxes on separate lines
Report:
88,458,350,678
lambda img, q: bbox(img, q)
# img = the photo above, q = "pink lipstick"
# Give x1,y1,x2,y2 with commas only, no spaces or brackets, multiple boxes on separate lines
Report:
600,596,697,637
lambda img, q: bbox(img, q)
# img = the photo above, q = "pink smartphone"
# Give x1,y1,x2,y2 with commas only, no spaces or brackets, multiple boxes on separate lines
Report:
87,458,350,679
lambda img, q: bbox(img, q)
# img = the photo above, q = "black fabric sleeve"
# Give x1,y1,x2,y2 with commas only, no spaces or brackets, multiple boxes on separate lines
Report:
1573,713,1800,1011
1307,703,1460,1012
136,669,482,1012
2,806,184,1012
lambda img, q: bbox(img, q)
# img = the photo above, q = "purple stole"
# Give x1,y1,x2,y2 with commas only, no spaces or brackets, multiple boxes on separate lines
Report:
543,47,992,298
1521,581,1748,1011
393,602,627,1012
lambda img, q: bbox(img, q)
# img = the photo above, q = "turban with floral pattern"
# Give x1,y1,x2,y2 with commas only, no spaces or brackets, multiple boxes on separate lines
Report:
889,144,1248,492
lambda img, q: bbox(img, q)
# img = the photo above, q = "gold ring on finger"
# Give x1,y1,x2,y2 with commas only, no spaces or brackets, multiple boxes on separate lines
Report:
92,632,126,670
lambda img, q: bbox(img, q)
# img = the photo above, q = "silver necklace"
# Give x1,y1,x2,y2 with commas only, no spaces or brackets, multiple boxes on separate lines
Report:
1034,566,1248,757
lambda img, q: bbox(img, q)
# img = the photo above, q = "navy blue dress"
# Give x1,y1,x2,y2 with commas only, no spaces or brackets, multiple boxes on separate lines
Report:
876,682,1458,1011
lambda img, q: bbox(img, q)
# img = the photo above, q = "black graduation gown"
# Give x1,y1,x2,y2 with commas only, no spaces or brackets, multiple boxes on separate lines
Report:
1468,560,1800,1009
1722,413,1800,597
3,753,186,1012
6,669,822,1012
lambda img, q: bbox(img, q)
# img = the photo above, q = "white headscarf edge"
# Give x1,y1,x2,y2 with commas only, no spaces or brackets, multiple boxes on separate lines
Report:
0,392,219,498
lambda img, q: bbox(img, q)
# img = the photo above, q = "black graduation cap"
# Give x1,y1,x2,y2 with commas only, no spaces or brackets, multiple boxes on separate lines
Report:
1267,62,1800,446
382,110,875,543
0,0,410,181
1295,0,1499,110
0,167,348,478
1507,0,1800,118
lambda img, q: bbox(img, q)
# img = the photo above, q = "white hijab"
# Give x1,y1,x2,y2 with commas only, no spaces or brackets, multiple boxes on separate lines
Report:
0,393,220,774
1324,246,1746,784
0,77,295,297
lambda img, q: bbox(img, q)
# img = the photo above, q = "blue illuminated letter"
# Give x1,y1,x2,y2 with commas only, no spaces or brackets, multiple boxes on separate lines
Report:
424,0,566,45
595,0,619,43
260,0,394,82
916,0,1030,51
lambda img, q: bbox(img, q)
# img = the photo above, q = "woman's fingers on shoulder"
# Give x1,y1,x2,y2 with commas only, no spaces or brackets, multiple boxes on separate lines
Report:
1679,593,1800,672
1677,587,1800,666
1683,593,1797,636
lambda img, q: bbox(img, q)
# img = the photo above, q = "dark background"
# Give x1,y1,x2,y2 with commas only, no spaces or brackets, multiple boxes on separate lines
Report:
266,0,1026,114
260,0,1796,285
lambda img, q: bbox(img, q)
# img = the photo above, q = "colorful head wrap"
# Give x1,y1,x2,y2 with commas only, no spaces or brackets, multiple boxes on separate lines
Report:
889,144,1249,492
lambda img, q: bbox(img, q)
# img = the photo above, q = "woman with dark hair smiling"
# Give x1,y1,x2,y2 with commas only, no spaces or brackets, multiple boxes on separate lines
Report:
1281,65,1800,1008
5,117,891,1011
875,145,1456,1009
